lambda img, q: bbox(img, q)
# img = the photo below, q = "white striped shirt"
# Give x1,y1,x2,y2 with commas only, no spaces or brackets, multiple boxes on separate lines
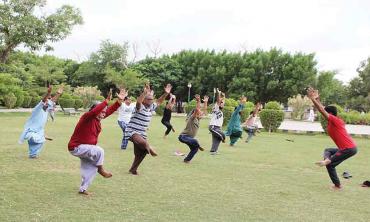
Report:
125,103,157,139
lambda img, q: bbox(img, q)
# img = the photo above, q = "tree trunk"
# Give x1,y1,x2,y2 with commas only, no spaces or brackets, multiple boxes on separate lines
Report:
0,43,16,63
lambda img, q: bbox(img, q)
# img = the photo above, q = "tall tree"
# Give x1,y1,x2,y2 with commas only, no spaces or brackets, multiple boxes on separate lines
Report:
0,0,83,63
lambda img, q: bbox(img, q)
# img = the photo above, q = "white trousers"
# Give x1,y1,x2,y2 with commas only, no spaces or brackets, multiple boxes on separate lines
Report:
70,144,104,192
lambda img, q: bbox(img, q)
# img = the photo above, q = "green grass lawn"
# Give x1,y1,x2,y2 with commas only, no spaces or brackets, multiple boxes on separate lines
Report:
0,112,369,222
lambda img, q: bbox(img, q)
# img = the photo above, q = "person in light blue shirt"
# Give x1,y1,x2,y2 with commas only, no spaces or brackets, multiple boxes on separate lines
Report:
19,85,63,158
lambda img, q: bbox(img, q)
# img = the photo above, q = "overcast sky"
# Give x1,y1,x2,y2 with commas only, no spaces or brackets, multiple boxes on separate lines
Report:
43,0,370,83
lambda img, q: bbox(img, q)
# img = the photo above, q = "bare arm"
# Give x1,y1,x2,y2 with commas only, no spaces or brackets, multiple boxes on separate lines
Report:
51,85,64,103
136,84,150,111
192,94,202,118
42,85,52,103
307,87,329,120
203,95,209,113
156,84,172,106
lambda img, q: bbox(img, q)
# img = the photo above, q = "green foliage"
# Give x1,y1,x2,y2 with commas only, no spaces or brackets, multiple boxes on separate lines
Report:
22,95,32,108
73,99,83,110
0,0,83,63
3,93,17,108
259,109,284,132
30,96,41,107
13,90,25,108
73,86,102,108
59,93,75,108
264,101,282,110
317,71,347,106
155,103,166,116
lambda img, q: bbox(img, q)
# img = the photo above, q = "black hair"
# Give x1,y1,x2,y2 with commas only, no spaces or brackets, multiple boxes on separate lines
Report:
324,105,337,116
250,111,254,115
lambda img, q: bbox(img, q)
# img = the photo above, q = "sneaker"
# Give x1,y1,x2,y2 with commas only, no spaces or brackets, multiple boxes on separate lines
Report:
198,147,204,151
210,151,218,155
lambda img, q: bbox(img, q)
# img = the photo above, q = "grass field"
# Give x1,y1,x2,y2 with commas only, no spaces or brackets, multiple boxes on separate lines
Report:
0,112,369,222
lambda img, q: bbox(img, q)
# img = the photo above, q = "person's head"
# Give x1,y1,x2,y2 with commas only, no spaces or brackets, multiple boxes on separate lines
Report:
42,99,54,111
90,102,108,120
324,105,337,116
124,96,131,105
219,100,225,110
143,94,154,107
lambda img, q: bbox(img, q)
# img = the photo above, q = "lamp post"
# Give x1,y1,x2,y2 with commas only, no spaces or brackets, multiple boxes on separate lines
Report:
187,83,192,103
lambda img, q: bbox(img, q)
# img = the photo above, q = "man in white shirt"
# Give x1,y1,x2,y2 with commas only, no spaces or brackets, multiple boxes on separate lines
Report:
117,97,136,149
209,89,226,154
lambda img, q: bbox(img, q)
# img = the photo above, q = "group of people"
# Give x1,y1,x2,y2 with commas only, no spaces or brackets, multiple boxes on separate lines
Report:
18,84,362,195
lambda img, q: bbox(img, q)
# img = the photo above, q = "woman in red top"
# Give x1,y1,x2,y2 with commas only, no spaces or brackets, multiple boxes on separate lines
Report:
307,87,357,190
68,89,127,195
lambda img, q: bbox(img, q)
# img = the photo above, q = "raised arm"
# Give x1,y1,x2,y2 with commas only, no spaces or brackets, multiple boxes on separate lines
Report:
83,90,112,118
166,94,176,109
42,85,52,103
307,87,328,120
156,84,172,106
105,88,128,117
136,83,151,111
253,102,261,116
192,94,202,118
51,85,64,103
203,95,209,114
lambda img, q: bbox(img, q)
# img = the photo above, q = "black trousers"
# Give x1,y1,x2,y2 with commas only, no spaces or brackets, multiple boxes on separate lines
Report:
323,147,357,186
161,119,173,135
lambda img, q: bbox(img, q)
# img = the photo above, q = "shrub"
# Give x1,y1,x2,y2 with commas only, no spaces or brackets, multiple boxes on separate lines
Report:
73,86,102,108
264,101,282,110
288,94,312,120
74,99,83,110
4,93,17,109
59,98,75,108
259,109,284,132
30,96,42,107
155,103,166,116
22,96,32,108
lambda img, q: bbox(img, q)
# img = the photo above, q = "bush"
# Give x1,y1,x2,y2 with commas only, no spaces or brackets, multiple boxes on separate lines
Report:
30,96,42,107
264,101,282,110
288,94,312,120
73,86,102,108
259,109,284,132
59,98,75,108
155,103,166,116
22,96,32,108
4,93,17,109
13,90,25,108
74,99,83,110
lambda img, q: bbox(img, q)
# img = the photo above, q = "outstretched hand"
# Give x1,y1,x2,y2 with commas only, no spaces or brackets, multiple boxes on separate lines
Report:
307,87,319,100
56,85,64,95
117,88,128,100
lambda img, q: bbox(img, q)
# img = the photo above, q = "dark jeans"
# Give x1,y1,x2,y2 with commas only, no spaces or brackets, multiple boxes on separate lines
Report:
161,119,173,135
209,125,225,152
323,147,358,187
178,134,200,162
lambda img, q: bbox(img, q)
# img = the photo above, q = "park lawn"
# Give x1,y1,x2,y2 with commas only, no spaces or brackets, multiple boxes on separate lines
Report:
0,112,369,222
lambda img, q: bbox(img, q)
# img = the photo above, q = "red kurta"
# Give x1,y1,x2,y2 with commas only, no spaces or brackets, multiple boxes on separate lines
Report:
68,100,120,150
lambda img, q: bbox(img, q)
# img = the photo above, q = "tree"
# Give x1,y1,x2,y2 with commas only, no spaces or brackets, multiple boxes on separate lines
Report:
0,0,83,63
316,71,346,106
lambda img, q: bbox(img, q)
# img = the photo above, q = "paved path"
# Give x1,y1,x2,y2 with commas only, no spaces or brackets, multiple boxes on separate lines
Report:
1,109,370,135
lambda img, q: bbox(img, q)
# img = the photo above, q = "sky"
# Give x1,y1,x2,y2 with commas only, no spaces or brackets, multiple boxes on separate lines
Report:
42,0,370,83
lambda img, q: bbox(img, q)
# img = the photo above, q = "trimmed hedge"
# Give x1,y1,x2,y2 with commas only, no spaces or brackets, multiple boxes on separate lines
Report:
259,109,284,132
